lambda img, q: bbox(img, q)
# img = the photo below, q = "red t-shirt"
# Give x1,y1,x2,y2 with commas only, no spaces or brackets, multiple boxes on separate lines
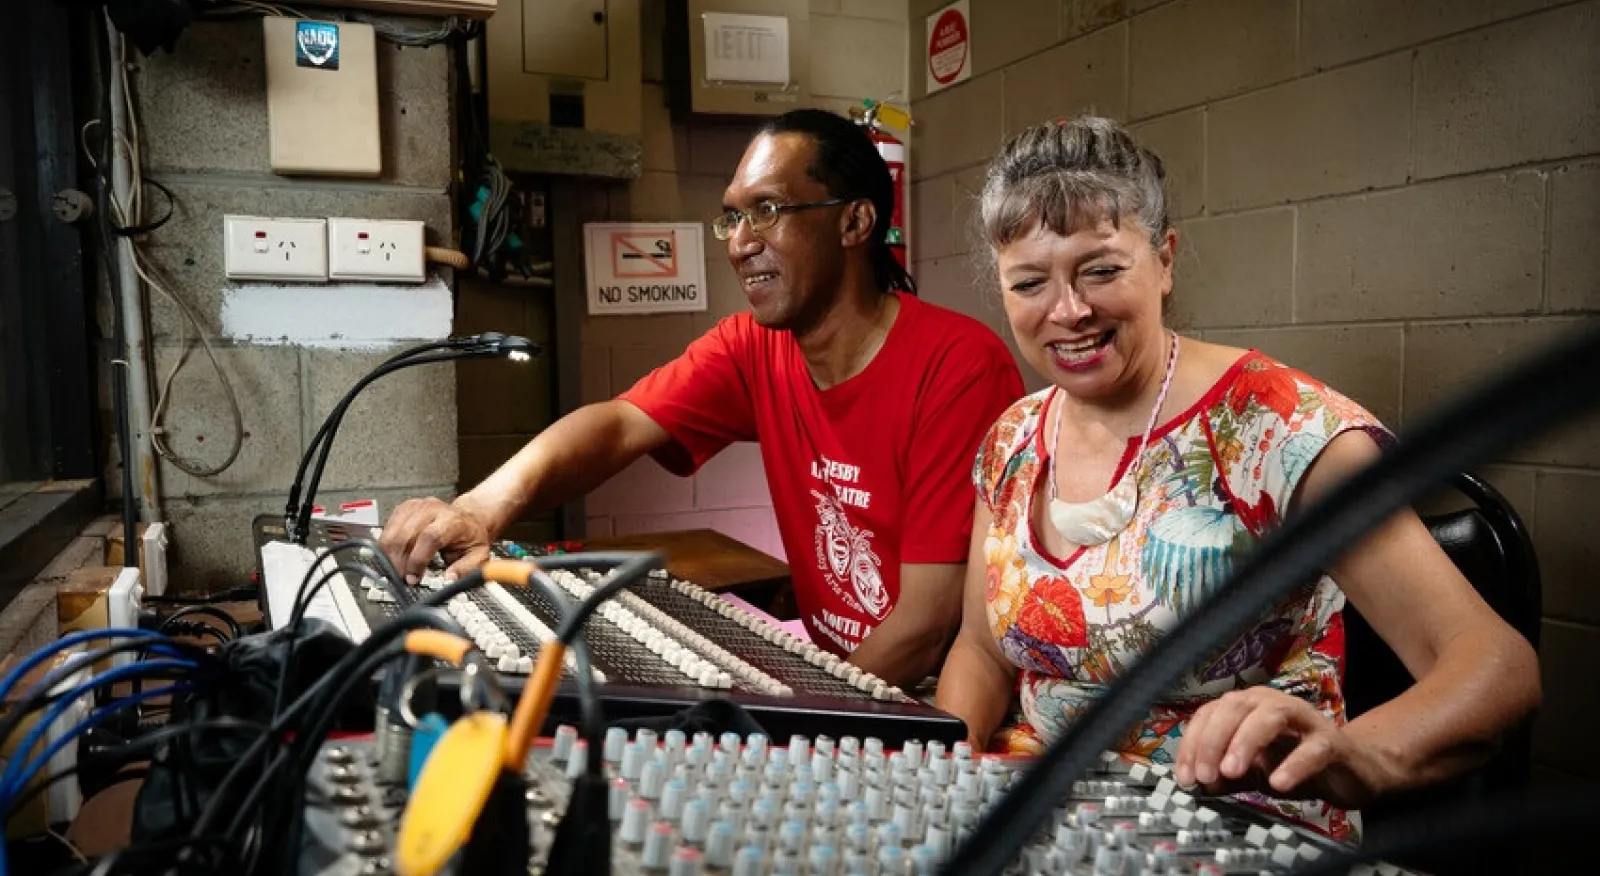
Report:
618,292,1024,655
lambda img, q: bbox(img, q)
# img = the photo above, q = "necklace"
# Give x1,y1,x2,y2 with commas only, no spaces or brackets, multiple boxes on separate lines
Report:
1045,331,1180,547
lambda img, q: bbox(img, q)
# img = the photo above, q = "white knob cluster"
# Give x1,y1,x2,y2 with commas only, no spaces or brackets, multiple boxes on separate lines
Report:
447,588,606,681
613,577,790,696
667,577,906,702
549,571,734,690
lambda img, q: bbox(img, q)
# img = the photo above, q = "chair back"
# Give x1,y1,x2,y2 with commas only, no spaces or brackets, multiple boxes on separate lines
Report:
1342,471,1541,873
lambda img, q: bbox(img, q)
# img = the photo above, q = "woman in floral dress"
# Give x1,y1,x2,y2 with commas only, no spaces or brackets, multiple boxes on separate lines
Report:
933,116,1540,839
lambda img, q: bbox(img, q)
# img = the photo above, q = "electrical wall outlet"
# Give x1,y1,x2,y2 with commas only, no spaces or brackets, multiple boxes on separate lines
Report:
327,217,426,283
223,215,329,281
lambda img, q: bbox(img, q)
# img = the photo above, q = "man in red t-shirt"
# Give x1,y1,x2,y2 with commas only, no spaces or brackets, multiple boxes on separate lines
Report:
381,109,1022,687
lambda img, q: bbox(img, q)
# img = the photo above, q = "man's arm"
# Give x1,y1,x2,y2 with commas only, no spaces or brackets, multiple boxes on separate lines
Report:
381,400,670,579
465,400,670,535
844,562,965,689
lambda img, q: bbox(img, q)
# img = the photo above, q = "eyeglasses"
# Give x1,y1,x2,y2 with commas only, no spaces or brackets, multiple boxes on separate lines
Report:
711,199,848,240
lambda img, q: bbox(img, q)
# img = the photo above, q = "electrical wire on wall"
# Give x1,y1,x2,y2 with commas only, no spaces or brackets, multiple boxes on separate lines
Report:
196,0,534,286
88,29,245,480
196,1,482,47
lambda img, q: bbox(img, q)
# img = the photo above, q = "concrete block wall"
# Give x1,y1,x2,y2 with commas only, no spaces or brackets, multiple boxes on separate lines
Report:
905,0,1600,780
575,0,910,561
107,20,459,590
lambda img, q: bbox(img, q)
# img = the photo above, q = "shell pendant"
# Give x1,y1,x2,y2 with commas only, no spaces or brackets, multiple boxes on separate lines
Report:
1047,470,1138,547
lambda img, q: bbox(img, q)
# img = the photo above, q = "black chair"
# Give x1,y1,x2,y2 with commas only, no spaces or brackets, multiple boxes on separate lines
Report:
1342,470,1542,874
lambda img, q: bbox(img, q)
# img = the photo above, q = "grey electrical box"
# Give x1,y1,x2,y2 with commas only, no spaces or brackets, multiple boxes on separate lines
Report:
486,0,645,178
666,0,810,119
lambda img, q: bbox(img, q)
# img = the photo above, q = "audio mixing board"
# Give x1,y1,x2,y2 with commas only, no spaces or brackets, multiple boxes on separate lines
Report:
254,518,966,746
298,727,1410,876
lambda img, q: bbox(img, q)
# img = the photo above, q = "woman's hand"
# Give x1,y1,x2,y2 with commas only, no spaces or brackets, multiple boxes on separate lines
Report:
1174,687,1394,810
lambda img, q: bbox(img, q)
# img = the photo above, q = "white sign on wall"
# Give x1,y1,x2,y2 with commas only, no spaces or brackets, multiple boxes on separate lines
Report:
703,12,791,84
583,222,708,316
925,0,972,95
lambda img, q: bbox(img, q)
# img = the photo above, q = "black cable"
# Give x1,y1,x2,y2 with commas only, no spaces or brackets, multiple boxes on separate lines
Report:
274,560,390,717
192,605,465,848
0,639,209,749
4,718,267,822
154,622,229,646
522,571,604,779
940,320,1600,876
282,340,463,533
270,538,415,718
106,177,174,237
155,605,241,641
59,835,232,876
295,347,509,545
414,565,604,764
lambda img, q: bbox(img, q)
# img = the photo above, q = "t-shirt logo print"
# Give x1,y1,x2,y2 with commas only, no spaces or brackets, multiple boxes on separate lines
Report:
811,490,889,620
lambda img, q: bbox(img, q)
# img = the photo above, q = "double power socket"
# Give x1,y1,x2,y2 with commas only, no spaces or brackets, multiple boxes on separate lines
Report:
223,215,426,283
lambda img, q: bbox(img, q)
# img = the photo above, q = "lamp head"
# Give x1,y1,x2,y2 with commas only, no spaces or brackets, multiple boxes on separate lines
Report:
460,332,539,361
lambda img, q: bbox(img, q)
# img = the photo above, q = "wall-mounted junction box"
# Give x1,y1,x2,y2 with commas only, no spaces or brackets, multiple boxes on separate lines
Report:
223,215,329,281
327,217,426,283
484,0,644,177
666,0,810,120
263,17,381,178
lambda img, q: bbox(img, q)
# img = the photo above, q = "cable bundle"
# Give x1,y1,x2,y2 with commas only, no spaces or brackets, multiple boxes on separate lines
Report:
0,539,662,876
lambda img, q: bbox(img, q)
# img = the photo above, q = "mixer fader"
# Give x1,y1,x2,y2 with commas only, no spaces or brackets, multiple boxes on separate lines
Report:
299,727,1413,875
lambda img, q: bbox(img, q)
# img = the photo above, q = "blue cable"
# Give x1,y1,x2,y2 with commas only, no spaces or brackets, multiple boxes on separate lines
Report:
0,628,169,703
0,661,197,800
1,683,190,803
10,640,190,723
0,636,181,876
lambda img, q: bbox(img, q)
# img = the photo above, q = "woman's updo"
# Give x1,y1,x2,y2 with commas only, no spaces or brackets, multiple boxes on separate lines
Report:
978,115,1170,253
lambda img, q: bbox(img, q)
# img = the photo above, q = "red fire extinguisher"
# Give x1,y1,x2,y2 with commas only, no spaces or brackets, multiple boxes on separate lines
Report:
856,100,911,275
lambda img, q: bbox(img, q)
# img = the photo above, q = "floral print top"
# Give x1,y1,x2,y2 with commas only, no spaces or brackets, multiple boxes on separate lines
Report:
972,351,1387,841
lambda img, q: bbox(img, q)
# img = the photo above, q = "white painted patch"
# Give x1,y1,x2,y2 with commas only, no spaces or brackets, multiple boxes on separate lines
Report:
220,278,453,348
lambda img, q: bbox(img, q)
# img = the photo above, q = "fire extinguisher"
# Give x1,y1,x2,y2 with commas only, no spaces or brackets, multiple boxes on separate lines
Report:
855,100,912,277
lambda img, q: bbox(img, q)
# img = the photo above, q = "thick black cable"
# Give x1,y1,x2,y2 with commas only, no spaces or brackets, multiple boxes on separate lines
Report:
273,559,394,718
941,322,1600,876
199,605,465,849
416,562,611,777
522,571,605,779
4,719,267,821
0,639,208,748
155,605,240,641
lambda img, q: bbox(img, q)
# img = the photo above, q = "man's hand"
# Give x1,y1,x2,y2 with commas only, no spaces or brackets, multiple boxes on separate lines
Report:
379,497,494,584
1174,687,1391,810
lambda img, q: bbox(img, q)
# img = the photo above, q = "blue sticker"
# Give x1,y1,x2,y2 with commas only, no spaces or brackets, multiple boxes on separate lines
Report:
295,21,340,71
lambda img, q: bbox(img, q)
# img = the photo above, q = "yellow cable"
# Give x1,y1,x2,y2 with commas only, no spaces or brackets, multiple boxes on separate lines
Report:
477,559,569,770
502,643,566,771
402,629,474,665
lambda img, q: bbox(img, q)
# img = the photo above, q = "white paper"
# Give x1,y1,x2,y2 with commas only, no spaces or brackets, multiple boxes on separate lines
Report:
703,12,790,84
